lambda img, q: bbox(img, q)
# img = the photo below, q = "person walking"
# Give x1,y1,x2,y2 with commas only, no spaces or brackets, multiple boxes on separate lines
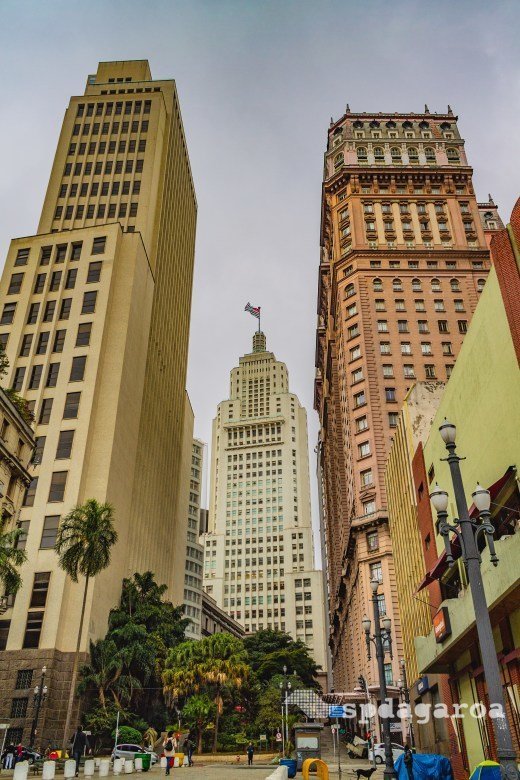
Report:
70,725,90,777
163,731,176,776
182,737,194,767
403,744,414,780
246,742,254,766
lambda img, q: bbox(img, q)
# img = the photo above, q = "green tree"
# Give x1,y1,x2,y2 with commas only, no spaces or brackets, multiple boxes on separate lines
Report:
77,638,140,711
55,499,118,749
254,684,284,741
0,513,27,600
182,695,215,754
244,629,320,688
163,633,249,752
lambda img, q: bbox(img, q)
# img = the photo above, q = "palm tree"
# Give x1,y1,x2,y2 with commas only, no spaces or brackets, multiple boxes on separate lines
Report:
182,694,215,754
55,499,118,749
0,513,27,609
77,638,140,711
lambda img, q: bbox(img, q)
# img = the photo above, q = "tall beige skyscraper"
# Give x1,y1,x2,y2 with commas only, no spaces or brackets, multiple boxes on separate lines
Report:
202,332,328,681
184,437,205,639
0,60,197,744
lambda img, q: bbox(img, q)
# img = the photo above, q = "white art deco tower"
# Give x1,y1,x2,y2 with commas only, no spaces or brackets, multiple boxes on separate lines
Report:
202,331,328,679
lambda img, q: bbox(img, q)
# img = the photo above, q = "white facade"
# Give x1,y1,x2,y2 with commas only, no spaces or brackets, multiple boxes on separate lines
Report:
184,438,205,639
202,332,327,674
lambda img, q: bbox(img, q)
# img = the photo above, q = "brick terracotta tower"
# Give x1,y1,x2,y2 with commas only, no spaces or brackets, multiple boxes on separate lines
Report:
314,107,500,693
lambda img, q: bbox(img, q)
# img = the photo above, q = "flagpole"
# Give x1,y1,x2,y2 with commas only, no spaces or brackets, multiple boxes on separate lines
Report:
258,308,261,334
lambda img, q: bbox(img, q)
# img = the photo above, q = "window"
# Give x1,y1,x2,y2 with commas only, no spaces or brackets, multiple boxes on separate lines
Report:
388,412,398,428
36,332,49,355
48,472,67,502
71,242,82,261
425,147,436,162
390,147,401,162
434,299,445,312
458,320,468,333
415,299,425,312
363,499,376,515
357,147,367,162
92,236,106,255
39,398,53,424
384,663,393,686
65,269,77,289
361,469,373,487
380,342,391,355
385,387,396,402
442,342,453,355
87,261,102,283
20,334,33,357
23,611,44,649
446,147,460,163
438,320,449,333
41,301,54,322
12,367,25,391
347,303,357,317
11,698,28,718
382,365,394,378
30,572,51,608
50,271,62,291
40,246,52,265
367,530,379,551
15,670,33,689
352,368,363,384
15,248,30,266
1,303,16,324
377,320,388,333
431,278,441,292
23,477,38,507
358,441,371,458
56,430,74,459
477,278,486,292
351,414,368,436
53,330,66,353
397,320,409,333
76,323,92,347
377,592,387,616
81,291,97,314
421,342,432,355
373,278,383,292
350,345,361,361
70,356,86,382
400,342,412,355
446,364,454,377
29,365,43,389
33,436,45,464
392,278,402,292
46,363,60,388
418,320,429,333
370,561,383,582
354,391,366,408
347,324,360,339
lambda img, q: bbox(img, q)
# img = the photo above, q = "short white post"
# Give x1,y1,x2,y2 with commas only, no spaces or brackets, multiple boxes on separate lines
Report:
99,759,110,777
84,759,95,777
14,762,29,780
42,761,56,780
124,760,133,774
113,758,123,776
134,758,143,773
160,757,167,769
64,759,76,779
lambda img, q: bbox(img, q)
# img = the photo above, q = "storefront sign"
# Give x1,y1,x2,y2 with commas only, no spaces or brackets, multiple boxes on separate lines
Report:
433,606,452,643
417,676,429,694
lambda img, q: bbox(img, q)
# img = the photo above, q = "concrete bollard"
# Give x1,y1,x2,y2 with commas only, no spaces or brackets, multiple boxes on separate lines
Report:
99,759,110,777
42,761,56,780
134,758,143,773
14,761,29,780
124,760,133,774
64,759,76,779
113,758,124,775
160,757,167,769
84,759,95,777
94,759,101,769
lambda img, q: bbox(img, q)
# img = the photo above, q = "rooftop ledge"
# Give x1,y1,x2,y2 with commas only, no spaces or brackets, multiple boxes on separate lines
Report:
415,531,520,675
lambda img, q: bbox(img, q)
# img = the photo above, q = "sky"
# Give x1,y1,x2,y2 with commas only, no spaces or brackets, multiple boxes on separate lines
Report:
1,0,519,558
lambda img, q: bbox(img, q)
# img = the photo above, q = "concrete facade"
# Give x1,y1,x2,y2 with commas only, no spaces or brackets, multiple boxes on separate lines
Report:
201,591,245,639
184,437,205,639
202,332,328,677
0,60,197,746
314,108,500,693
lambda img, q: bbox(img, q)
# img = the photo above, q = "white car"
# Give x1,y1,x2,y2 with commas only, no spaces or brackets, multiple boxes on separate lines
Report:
112,745,158,765
368,743,405,764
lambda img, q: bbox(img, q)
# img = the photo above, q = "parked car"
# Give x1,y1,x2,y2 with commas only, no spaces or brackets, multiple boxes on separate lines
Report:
18,747,42,764
368,743,405,764
112,745,158,765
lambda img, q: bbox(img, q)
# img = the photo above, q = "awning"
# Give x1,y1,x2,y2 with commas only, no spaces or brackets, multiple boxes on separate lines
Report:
415,467,515,593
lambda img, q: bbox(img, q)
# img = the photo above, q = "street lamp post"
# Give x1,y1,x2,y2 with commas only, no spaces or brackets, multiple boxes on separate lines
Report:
397,660,414,748
279,665,292,756
430,420,518,780
29,666,48,749
363,579,397,780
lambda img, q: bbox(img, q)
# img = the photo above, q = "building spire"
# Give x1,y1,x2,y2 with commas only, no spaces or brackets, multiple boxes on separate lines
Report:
252,331,267,353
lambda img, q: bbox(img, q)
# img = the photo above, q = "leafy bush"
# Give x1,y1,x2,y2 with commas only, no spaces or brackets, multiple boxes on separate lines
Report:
112,726,143,745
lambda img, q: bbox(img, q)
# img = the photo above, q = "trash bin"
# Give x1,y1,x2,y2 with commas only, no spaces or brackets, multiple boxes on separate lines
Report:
135,754,151,772
280,759,297,778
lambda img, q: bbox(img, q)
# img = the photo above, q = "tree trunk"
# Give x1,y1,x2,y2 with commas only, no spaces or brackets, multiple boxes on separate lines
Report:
197,727,202,755
212,691,220,753
62,575,90,751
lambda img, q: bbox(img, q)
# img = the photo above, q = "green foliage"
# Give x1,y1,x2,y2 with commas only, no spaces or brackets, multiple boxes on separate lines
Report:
112,726,143,745
254,685,284,737
0,344,9,377
4,389,34,424
143,727,158,749
55,499,118,581
182,694,216,754
244,629,320,688
78,638,141,711
0,513,27,597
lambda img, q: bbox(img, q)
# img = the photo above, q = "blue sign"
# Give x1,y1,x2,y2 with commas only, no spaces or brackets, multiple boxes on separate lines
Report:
328,705,347,718
417,676,429,695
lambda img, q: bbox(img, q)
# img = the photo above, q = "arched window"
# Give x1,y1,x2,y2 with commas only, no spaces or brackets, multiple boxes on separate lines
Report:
333,135,343,148
425,147,436,162
431,278,441,292
345,283,356,299
408,147,419,162
357,147,368,162
450,278,460,292
373,278,383,292
393,278,403,292
477,278,486,292
373,146,385,162
334,152,344,168
390,147,401,162
412,278,422,292
446,148,460,163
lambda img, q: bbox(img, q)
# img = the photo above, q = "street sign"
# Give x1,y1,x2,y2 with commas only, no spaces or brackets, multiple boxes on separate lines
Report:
276,732,282,741
328,704,348,718
260,735,267,741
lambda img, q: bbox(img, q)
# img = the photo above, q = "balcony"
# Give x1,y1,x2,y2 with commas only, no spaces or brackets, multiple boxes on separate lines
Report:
415,530,520,674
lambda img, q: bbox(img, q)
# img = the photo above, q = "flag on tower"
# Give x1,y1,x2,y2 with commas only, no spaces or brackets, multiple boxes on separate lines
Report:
244,302,261,319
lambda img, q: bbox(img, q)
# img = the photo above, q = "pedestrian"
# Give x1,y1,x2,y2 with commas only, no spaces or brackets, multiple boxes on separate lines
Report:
15,743,23,764
246,742,254,766
163,731,175,776
182,737,194,767
70,725,90,777
403,744,414,780
3,744,15,770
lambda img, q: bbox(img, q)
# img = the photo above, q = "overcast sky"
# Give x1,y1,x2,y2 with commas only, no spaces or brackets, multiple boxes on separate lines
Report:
1,0,519,559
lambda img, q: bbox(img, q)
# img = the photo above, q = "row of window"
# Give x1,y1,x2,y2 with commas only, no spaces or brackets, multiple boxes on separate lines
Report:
59,180,140,198
2,290,98,326
13,237,106,268
346,319,467,338
337,183,468,200
371,299,466,313
71,121,148,139
69,139,146,157
371,277,481,293
55,202,138,220
62,158,144,177
352,363,448,385
351,341,454,359
12,354,87,392
76,99,152,117
7,261,101,297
